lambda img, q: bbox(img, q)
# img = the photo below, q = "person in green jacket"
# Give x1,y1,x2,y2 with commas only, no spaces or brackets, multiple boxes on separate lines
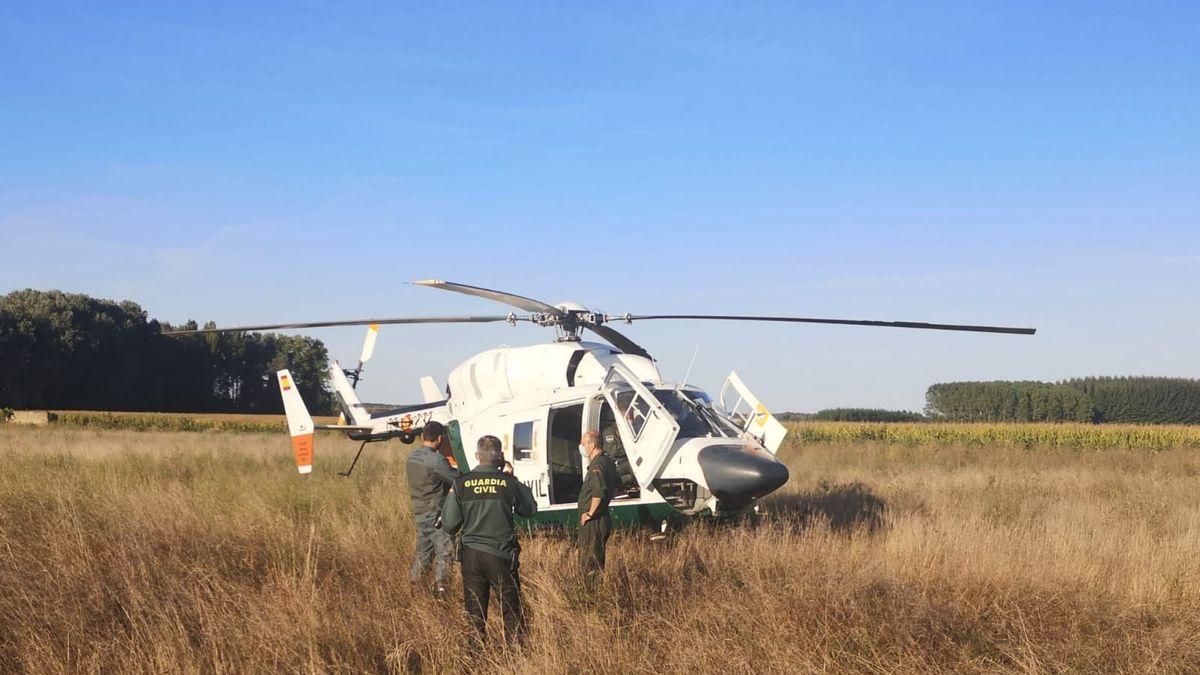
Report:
440,435,537,645
406,421,459,594
578,429,618,582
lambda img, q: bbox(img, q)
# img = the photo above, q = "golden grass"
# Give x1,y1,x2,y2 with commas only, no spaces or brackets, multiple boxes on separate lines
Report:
1,426,1199,673
43,410,340,433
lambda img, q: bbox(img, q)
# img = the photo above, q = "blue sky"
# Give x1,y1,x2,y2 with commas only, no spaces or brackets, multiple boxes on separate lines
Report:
2,2,1197,411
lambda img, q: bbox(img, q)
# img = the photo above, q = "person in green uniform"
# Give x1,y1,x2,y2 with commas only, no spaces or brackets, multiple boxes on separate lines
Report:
440,435,537,645
578,429,618,579
406,421,459,594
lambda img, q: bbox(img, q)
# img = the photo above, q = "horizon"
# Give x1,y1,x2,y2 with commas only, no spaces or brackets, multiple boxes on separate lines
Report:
2,3,1197,411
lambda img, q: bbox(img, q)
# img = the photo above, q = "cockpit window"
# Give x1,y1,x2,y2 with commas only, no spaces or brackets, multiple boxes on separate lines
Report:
651,388,741,438
684,390,743,436
612,386,654,442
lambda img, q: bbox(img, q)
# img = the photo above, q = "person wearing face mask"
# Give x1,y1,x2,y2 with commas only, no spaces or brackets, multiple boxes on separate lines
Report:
577,429,618,581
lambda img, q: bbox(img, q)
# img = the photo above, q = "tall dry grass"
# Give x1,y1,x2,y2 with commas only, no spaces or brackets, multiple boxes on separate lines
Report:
31,413,1200,451
1,426,1199,673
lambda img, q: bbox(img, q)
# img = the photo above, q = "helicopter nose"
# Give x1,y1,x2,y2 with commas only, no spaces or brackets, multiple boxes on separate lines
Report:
697,444,790,503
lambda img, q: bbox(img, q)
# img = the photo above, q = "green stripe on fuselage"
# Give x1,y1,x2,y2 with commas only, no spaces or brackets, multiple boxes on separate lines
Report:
446,420,471,470
519,501,680,529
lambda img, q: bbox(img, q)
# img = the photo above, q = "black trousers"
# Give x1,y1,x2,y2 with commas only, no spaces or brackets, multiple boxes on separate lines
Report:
460,546,524,644
578,513,612,573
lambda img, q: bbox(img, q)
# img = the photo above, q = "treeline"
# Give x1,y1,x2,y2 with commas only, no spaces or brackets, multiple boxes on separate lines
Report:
778,409,926,422
1067,377,1200,424
0,290,334,414
925,378,1200,424
812,408,925,423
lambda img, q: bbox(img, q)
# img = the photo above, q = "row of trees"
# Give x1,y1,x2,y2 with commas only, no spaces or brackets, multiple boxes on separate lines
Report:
0,290,334,414
807,408,925,423
1064,377,1200,424
925,377,1200,424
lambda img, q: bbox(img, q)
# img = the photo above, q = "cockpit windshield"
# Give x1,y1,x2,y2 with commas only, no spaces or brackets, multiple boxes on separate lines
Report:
651,388,742,439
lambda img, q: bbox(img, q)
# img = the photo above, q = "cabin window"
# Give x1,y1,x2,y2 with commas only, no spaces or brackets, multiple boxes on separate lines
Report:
512,421,534,461
468,363,482,398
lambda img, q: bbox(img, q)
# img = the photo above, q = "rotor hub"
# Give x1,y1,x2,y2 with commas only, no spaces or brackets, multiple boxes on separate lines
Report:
552,307,605,342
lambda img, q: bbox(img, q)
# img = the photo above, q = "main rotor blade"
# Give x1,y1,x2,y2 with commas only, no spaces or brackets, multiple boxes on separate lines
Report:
586,324,653,359
413,279,563,316
619,315,1036,335
163,315,524,336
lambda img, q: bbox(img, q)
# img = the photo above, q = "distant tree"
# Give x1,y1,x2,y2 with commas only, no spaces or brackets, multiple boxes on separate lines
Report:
812,408,925,422
926,377,1200,424
1063,377,1200,425
0,290,334,414
925,381,1093,423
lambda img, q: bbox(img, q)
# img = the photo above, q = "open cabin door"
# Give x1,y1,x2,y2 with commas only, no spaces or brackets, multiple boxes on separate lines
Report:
601,363,680,490
719,371,787,454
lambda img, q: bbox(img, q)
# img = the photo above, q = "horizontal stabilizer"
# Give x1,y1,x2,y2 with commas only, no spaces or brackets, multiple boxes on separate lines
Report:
314,424,375,432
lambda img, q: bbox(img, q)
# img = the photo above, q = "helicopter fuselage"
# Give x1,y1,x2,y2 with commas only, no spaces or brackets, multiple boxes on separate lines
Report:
330,341,790,526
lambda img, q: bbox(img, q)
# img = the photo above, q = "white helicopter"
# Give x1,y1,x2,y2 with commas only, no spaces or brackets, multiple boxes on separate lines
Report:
167,280,1035,527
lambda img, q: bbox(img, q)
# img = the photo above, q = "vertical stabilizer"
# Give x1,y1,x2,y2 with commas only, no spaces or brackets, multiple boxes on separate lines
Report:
419,376,443,403
329,361,370,425
277,369,315,474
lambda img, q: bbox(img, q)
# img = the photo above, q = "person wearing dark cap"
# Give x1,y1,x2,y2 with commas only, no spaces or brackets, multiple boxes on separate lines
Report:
440,435,538,645
406,420,458,594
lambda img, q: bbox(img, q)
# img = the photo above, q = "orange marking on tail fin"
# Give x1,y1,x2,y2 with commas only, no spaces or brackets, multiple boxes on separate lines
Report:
292,433,314,473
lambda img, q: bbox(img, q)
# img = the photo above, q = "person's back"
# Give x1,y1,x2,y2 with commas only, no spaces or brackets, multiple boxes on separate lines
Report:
406,445,454,511
405,422,458,593
451,469,537,559
441,435,537,645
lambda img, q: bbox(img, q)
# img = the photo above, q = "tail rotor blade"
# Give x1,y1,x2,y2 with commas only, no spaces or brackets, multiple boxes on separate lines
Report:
359,324,380,365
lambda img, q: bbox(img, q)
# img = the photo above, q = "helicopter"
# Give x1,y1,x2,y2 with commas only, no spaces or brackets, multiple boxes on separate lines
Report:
166,279,1036,528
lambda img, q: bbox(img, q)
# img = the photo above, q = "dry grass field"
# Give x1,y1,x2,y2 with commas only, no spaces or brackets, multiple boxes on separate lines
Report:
2,423,1199,673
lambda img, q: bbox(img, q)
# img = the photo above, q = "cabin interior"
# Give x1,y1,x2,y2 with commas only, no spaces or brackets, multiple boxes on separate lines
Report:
546,402,640,505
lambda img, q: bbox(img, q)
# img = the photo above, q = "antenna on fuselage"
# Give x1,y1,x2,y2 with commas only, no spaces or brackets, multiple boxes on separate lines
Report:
680,346,701,390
